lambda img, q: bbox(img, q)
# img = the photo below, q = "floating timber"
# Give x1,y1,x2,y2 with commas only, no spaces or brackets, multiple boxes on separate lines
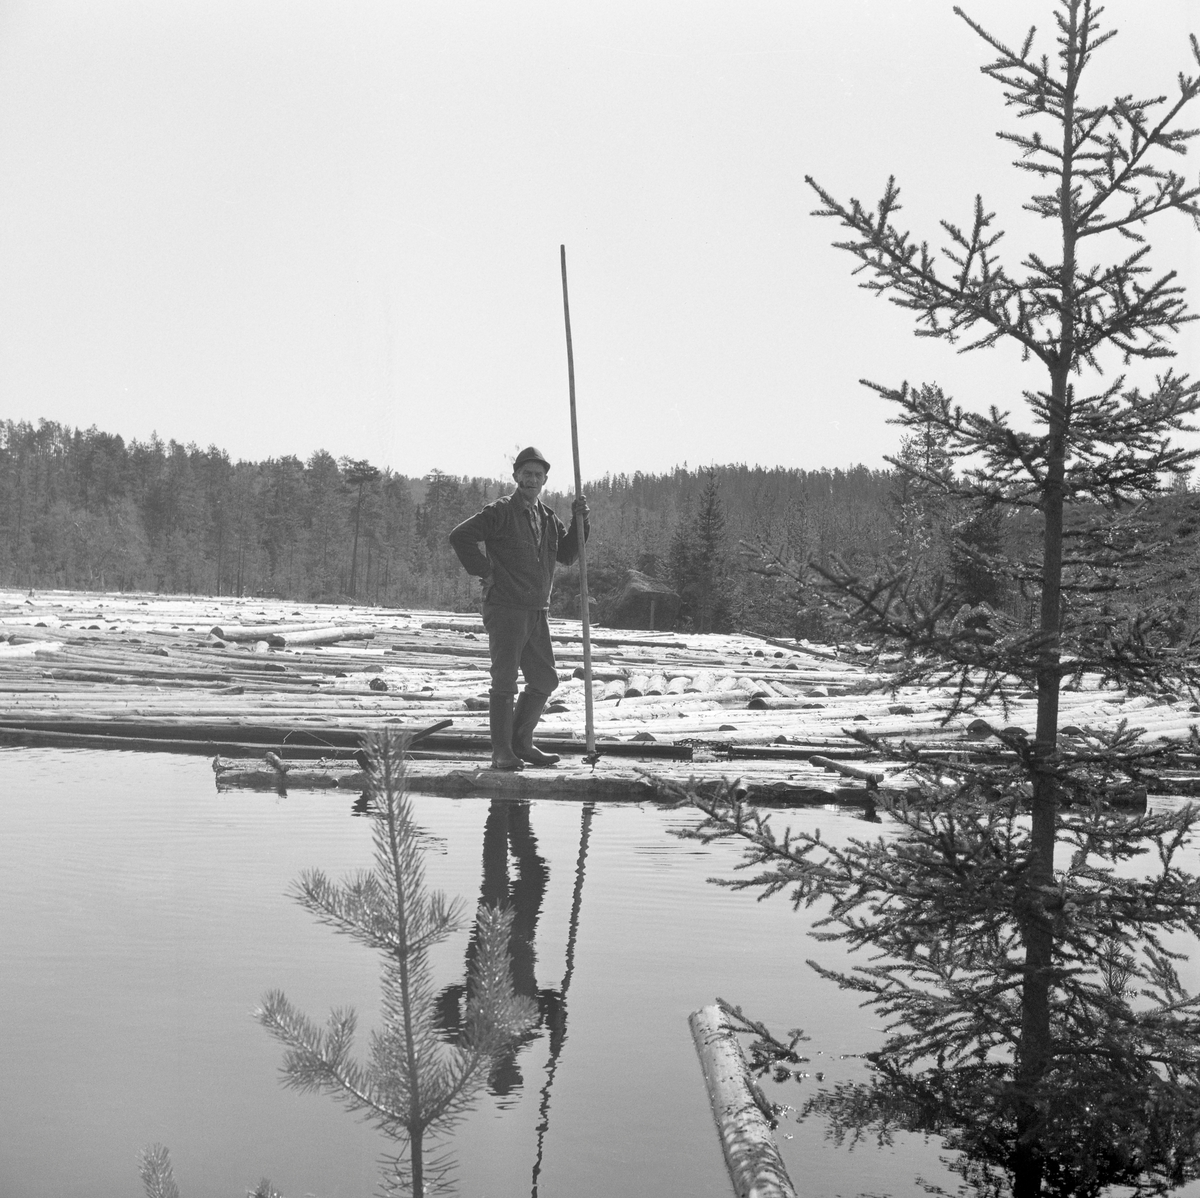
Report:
3,588,1197,805
690,1003,797,1198
207,752,905,806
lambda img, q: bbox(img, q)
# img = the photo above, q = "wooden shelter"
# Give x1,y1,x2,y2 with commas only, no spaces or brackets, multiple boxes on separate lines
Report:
607,569,681,631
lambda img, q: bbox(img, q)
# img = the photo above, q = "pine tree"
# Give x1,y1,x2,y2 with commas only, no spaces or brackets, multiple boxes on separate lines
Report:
256,731,537,1197
341,458,382,601
304,450,346,598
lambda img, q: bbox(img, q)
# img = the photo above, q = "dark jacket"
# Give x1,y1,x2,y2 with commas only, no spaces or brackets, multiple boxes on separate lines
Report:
449,494,587,610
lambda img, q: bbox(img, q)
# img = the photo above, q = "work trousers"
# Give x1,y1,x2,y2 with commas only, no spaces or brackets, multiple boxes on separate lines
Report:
482,603,559,697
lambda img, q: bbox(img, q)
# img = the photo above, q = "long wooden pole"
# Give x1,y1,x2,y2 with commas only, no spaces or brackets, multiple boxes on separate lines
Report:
560,245,595,757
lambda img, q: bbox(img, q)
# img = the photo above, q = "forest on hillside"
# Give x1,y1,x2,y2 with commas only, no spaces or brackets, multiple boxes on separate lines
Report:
2,416,1194,640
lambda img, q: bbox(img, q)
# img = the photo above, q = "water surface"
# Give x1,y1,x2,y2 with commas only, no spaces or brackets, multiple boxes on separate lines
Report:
1,748,971,1197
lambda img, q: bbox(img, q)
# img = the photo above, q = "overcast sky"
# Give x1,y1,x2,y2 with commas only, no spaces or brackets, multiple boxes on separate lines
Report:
0,0,1197,483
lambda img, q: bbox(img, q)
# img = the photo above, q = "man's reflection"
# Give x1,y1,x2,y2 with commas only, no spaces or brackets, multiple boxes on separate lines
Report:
436,799,564,1095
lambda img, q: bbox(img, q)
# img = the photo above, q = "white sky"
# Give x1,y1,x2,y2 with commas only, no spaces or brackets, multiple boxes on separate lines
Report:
0,0,1197,482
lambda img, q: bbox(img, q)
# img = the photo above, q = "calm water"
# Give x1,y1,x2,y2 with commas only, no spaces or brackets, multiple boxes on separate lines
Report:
0,748,1039,1197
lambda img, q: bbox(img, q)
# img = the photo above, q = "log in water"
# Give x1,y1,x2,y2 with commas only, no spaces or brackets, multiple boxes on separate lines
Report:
689,1003,797,1198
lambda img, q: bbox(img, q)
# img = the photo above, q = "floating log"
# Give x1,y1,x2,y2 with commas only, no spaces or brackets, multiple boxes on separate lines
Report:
1150,771,1200,795
1,624,70,641
0,716,453,750
210,754,880,804
689,1004,797,1198
391,643,491,659
748,632,844,661
557,634,690,650
424,733,692,760
572,667,629,683
557,688,738,710
271,625,378,647
34,661,304,685
0,641,63,658
213,759,360,790
766,679,801,698
728,742,872,761
0,724,488,763
0,718,694,759
0,726,306,755
392,693,467,707
810,753,891,784
209,622,332,642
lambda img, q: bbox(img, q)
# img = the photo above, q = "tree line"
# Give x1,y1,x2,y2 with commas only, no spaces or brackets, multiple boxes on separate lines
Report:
0,416,903,633
4,414,1197,640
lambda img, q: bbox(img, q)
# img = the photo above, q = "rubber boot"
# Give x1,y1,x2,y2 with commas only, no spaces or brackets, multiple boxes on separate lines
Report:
512,689,560,767
488,693,525,771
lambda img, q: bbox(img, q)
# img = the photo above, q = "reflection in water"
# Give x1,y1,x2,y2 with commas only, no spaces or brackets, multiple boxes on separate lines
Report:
799,1052,1200,1198
686,784,1200,1198
12,747,983,1198
257,735,539,1198
437,800,551,1094
435,798,595,1196
531,804,594,1197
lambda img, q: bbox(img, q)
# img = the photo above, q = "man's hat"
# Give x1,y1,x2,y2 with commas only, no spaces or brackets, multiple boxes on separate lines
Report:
514,446,550,472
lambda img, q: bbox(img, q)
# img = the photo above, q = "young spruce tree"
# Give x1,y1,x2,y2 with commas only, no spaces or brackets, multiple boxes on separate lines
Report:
670,467,736,632
675,5,1200,1194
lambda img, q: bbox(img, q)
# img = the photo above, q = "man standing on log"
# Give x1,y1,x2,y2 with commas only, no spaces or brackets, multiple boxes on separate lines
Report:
449,446,589,770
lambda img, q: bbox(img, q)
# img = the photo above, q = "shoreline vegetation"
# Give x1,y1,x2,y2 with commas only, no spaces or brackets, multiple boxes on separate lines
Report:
0,415,945,642
4,417,1199,649
0,418,891,632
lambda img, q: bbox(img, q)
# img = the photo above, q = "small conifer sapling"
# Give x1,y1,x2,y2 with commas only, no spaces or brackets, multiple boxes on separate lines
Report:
256,730,537,1197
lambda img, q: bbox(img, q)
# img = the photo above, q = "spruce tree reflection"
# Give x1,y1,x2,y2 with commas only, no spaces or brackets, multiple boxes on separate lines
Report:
678,773,1200,1197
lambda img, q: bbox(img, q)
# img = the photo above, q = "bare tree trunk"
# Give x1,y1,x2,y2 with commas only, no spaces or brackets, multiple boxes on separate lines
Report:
350,483,364,599
1013,10,1082,1191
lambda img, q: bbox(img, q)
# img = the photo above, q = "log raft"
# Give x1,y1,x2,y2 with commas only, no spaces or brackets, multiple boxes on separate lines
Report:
2,589,1197,805
209,752,898,805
